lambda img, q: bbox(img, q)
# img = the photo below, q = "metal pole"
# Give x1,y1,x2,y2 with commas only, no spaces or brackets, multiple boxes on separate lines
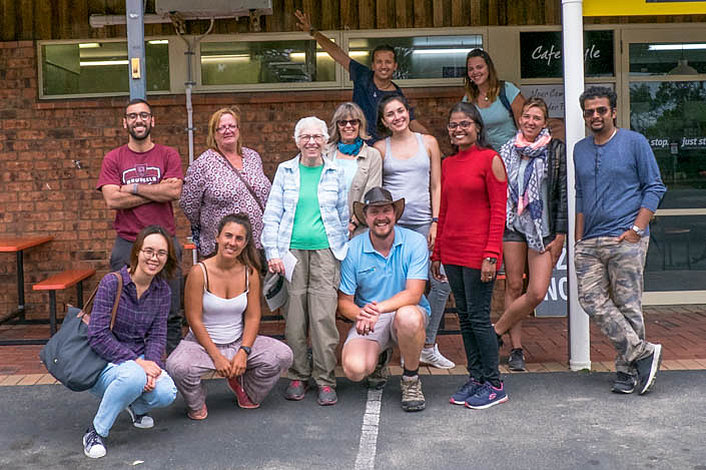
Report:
562,0,591,371
126,0,147,99
16,251,25,319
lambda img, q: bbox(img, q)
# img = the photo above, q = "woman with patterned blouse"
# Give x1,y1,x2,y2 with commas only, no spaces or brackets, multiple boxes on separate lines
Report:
180,107,271,257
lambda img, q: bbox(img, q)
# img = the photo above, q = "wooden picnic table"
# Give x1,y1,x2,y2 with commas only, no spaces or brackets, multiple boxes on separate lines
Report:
0,235,54,325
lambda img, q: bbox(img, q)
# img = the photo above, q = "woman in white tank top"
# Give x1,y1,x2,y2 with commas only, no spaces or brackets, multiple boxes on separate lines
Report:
166,214,293,420
372,95,456,371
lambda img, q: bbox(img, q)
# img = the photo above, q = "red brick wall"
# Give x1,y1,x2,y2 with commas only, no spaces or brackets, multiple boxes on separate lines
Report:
0,40,462,318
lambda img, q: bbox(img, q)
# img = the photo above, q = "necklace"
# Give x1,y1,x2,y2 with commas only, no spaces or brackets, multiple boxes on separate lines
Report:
483,94,489,101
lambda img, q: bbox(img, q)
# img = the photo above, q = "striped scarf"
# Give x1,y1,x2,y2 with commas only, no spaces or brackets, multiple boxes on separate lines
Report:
503,128,551,252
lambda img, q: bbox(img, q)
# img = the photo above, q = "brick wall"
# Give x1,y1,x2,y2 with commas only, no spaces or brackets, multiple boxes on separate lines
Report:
0,40,462,318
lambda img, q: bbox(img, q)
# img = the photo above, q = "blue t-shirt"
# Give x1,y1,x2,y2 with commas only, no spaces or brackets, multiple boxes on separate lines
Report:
574,129,666,240
463,81,520,152
339,226,431,316
350,60,416,144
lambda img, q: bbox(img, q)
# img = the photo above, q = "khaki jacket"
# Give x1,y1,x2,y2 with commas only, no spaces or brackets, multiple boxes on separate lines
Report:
327,143,383,237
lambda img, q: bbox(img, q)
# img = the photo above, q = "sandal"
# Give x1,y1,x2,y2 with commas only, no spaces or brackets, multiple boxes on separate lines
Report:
187,404,208,420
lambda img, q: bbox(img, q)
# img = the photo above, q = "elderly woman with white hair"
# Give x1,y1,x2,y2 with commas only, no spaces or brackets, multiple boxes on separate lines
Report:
262,116,349,406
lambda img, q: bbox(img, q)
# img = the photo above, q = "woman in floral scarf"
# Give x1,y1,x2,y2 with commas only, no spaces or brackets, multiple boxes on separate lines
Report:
494,97,567,371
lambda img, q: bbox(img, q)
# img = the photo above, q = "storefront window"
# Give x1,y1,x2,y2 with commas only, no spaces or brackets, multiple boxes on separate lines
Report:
41,41,170,96
348,35,483,79
630,80,706,290
200,40,336,85
630,43,706,76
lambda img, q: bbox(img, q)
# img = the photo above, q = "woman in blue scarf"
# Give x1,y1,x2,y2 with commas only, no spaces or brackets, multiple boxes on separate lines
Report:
494,97,567,371
326,102,383,238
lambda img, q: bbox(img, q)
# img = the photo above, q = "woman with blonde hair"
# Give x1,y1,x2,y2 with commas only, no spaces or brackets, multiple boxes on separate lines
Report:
326,102,382,237
494,97,567,372
181,107,271,258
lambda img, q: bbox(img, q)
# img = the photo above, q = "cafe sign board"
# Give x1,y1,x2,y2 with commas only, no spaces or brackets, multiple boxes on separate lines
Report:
584,0,706,16
520,30,614,79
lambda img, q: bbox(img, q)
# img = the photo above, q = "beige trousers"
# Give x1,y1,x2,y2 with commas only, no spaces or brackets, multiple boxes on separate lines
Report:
285,248,340,387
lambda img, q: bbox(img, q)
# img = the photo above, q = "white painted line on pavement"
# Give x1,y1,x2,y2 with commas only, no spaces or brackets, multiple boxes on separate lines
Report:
354,388,383,470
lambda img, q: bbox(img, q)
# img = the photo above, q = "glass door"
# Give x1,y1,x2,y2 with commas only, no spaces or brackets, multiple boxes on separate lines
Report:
621,27,706,304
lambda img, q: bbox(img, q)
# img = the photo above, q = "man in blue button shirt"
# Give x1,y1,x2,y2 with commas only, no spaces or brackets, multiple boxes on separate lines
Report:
295,10,428,143
338,187,430,412
574,87,666,396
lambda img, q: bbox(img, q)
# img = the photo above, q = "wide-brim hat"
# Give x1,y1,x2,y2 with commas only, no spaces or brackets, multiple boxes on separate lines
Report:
352,187,405,227
263,271,287,311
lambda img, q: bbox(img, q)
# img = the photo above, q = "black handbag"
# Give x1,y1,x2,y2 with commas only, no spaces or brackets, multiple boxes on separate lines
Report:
39,272,122,392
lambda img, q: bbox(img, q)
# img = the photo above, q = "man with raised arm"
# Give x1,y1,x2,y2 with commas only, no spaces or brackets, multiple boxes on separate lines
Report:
574,86,666,395
97,98,184,355
338,187,430,412
295,10,428,143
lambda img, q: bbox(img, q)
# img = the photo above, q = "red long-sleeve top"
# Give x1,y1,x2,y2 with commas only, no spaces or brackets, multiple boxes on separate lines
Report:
432,146,507,270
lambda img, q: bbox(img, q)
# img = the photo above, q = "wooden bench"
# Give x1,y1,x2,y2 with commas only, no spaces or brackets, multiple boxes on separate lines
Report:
33,268,96,336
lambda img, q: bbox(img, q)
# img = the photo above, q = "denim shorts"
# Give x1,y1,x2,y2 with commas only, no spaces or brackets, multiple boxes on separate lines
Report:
503,227,555,246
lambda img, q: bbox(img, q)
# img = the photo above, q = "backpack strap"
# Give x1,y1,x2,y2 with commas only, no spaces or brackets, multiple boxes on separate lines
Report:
497,80,515,125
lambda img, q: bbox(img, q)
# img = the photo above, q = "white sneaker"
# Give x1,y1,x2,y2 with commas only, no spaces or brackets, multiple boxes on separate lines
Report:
127,406,154,429
83,425,106,459
420,344,455,369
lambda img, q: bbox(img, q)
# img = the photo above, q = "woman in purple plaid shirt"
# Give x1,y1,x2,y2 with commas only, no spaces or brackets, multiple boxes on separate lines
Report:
82,225,178,459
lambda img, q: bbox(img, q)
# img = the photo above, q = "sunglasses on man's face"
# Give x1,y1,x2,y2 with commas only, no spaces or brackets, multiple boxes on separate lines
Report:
583,106,611,118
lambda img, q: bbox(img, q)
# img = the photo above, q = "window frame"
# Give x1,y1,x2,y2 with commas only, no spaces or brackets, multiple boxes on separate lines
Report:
340,27,487,89
37,37,175,100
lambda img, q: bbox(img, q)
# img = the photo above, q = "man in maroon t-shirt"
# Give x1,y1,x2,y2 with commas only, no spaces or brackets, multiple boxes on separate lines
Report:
97,98,184,354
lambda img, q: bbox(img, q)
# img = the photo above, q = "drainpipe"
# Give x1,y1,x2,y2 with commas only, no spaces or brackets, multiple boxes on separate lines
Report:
562,0,591,371
172,18,214,265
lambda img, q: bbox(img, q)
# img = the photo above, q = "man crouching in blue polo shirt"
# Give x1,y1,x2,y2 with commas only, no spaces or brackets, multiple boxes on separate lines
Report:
338,187,431,412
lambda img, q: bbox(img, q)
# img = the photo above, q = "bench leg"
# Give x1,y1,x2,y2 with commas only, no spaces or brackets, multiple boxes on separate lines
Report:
77,281,84,308
49,291,57,336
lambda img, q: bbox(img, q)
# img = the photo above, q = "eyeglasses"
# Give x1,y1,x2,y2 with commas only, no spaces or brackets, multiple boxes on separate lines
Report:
125,112,152,121
583,107,611,118
216,124,238,133
447,120,475,130
337,119,360,127
141,248,168,259
297,134,325,143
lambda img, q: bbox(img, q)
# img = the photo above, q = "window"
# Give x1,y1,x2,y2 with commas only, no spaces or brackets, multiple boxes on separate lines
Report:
41,40,170,97
347,34,483,80
630,43,706,76
200,39,337,86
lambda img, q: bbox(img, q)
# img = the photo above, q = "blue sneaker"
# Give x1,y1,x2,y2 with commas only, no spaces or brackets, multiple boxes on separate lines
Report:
465,382,508,410
449,377,483,405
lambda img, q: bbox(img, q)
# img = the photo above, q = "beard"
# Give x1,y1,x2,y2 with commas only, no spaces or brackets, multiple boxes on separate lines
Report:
369,219,394,239
128,123,152,141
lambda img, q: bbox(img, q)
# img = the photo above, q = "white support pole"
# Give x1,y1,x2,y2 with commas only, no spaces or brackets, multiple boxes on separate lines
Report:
562,0,591,371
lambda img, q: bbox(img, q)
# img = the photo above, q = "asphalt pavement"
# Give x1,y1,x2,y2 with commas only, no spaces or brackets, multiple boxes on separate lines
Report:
1,371,704,470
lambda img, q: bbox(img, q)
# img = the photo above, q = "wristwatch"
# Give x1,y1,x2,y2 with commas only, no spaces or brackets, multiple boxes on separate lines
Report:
484,257,497,264
239,346,252,356
431,217,439,223
132,183,139,195
631,225,645,237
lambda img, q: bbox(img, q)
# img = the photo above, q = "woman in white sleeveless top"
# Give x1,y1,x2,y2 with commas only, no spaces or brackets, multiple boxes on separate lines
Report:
166,213,293,420
372,95,455,370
